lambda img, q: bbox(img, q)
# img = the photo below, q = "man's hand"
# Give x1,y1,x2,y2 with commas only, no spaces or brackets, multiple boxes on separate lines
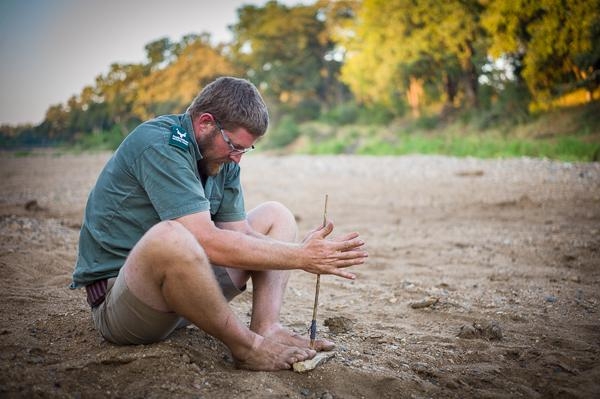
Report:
300,220,368,279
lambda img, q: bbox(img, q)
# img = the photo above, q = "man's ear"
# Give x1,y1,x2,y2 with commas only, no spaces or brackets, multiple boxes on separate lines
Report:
193,113,215,135
197,113,217,124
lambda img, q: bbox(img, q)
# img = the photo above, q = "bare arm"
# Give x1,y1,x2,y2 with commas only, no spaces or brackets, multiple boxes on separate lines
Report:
175,211,367,279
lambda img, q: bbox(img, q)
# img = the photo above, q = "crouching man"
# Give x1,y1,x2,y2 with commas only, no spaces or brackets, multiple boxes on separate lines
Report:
71,76,368,371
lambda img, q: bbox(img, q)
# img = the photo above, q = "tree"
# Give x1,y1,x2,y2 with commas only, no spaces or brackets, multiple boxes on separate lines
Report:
144,37,174,69
313,0,359,108
132,34,237,121
339,0,487,116
38,104,69,139
94,62,147,128
482,0,600,104
231,1,337,119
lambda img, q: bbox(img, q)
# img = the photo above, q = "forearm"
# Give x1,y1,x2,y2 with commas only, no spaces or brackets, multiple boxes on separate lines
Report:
202,227,302,270
176,212,367,279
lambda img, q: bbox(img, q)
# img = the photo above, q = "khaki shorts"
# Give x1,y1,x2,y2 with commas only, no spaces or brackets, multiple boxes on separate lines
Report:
91,265,245,345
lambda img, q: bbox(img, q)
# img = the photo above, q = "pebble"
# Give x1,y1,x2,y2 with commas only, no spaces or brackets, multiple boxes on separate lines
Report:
410,297,439,309
457,321,503,341
324,316,353,333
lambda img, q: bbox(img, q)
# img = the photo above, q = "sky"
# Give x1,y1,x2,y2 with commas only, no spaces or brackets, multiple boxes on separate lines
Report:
0,0,306,126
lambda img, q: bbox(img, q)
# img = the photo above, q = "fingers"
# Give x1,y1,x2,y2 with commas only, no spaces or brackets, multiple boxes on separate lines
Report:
332,231,360,242
332,249,369,261
302,220,334,242
331,236,365,252
313,250,367,280
329,268,357,280
302,222,368,279
317,220,334,238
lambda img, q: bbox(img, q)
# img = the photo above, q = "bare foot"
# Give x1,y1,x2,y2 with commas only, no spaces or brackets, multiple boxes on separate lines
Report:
258,323,335,352
233,335,316,371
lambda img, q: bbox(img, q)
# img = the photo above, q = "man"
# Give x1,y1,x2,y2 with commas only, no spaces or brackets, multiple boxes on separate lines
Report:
71,76,368,371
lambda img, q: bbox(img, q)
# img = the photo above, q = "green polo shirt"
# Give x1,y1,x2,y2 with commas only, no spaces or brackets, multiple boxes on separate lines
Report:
71,113,246,288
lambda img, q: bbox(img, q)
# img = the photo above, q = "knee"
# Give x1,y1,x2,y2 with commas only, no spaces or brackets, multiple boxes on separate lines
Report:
248,201,298,240
140,221,209,266
261,201,297,227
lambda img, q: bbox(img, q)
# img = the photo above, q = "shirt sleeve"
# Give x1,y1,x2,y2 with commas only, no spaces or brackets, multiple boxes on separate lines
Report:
133,144,210,220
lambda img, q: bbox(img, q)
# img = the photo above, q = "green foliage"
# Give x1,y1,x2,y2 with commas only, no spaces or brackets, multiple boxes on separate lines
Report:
482,0,600,102
290,102,600,162
413,115,439,131
356,103,396,125
144,37,174,68
4,0,599,156
14,150,32,157
474,79,532,129
305,138,348,154
339,0,485,112
350,132,598,161
132,35,236,121
264,115,301,148
232,1,338,110
320,101,360,125
68,125,126,152
293,98,322,122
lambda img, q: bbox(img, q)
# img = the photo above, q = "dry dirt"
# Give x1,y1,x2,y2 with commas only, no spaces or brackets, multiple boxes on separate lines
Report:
1,150,599,398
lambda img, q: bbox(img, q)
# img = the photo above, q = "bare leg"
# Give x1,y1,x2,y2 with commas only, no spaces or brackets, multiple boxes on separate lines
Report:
239,201,335,351
121,220,314,370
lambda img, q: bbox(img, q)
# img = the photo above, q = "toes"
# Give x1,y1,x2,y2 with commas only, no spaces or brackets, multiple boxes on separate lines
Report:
317,339,335,351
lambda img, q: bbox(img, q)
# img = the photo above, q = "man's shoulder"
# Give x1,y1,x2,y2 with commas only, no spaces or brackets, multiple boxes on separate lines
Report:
124,114,190,154
133,114,182,137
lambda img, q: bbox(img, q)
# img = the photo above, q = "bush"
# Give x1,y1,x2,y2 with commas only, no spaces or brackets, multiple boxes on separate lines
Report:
265,115,300,148
70,125,126,151
293,98,321,122
320,102,360,125
357,103,395,125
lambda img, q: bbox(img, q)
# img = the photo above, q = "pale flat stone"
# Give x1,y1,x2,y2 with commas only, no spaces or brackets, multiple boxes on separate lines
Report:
292,351,335,373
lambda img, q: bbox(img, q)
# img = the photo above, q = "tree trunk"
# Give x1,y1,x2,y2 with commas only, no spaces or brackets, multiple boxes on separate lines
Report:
406,76,424,118
460,41,479,109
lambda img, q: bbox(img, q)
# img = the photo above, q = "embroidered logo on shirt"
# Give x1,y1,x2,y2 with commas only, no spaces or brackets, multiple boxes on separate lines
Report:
169,125,190,150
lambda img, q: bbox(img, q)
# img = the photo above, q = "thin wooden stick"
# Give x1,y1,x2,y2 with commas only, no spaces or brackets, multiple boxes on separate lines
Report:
310,194,328,349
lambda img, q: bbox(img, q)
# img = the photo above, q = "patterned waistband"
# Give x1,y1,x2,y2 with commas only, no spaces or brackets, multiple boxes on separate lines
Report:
85,279,108,308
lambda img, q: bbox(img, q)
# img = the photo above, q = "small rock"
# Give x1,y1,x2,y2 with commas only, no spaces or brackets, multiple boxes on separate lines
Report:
482,321,503,340
410,297,439,309
293,351,335,372
324,316,353,333
457,321,502,341
25,199,43,211
457,324,478,339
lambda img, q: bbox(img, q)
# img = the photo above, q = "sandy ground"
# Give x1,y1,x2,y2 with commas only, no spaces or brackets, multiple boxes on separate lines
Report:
0,149,599,398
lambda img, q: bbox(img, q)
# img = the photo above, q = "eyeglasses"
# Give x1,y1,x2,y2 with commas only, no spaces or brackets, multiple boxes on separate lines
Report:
214,119,255,155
